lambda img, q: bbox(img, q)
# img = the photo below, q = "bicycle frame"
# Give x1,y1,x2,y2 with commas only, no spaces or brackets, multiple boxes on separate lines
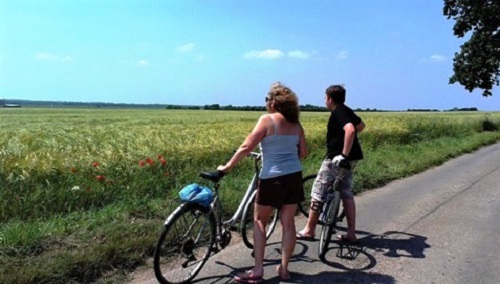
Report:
204,152,262,243
321,167,348,224
222,168,259,227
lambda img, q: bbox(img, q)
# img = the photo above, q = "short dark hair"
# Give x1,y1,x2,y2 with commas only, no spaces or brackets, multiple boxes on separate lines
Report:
326,85,346,105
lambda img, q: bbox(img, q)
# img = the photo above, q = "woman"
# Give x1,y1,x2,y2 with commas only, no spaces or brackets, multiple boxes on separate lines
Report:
217,82,308,283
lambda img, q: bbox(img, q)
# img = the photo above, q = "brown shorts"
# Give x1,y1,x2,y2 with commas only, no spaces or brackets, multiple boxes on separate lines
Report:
256,171,304,209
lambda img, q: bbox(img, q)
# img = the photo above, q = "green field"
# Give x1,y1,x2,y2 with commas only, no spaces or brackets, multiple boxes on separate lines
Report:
1,108,499,283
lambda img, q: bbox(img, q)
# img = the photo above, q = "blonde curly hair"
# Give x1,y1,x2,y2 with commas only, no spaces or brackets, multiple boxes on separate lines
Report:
267,82,300,123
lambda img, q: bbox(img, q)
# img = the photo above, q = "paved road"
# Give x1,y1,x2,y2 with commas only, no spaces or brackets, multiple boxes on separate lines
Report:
133,143,500,284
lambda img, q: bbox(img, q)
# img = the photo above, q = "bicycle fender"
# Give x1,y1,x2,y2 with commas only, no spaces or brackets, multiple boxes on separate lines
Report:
164,203,187,225
164,202,210,225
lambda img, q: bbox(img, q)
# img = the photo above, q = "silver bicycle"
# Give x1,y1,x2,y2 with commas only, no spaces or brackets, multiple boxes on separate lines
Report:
153,152,279,284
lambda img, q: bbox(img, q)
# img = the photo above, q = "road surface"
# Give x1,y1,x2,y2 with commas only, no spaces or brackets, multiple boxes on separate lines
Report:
131,143,500,284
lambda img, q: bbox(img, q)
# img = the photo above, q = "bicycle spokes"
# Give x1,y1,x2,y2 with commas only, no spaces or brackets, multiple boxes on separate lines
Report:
154,204,215,284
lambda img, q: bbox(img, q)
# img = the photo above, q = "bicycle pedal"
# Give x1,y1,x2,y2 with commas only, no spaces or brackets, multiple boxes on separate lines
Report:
211,246,220,254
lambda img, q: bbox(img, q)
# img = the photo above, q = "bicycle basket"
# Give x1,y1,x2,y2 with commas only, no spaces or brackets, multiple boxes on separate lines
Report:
179,183,213,208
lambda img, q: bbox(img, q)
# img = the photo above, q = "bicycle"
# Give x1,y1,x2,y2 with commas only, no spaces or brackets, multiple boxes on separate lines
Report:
318,160,351,260
153,151,279,284
299,174,348,224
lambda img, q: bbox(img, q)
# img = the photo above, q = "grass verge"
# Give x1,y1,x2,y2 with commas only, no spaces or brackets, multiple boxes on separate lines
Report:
1,131,499,283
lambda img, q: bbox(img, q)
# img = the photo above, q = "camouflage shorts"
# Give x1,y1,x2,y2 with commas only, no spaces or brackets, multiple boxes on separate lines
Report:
310,159,357,202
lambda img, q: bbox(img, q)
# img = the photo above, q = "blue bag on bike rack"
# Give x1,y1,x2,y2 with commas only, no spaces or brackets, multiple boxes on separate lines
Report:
179,183,214,208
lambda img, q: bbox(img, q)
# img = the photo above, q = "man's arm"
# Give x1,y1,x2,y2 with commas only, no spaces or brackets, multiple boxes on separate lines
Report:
342,122,356,157
356,121,365,133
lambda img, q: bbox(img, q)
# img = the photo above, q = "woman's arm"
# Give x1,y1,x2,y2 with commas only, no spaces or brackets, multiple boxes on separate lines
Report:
217,115,268,173
298,123,308,159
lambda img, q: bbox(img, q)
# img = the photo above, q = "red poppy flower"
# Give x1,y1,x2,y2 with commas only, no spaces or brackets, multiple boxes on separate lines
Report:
139,160,145,167
92,162,100,168
160,158,167,166
157,154,164,159
146,158,154,165
96,175,105,181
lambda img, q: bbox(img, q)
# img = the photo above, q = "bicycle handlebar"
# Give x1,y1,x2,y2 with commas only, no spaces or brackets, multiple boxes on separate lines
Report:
247,151,262,160
338,159,351,170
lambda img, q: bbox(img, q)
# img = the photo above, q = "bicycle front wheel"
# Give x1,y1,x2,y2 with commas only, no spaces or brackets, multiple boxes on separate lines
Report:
298,174,325,225
318,190,341,260
154,202,216,284
241,190,279,249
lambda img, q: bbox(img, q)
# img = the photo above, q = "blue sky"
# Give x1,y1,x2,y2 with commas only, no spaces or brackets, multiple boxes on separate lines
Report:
1,0,499,111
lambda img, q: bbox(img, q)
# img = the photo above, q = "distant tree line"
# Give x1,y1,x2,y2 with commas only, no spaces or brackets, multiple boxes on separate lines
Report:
406,107,478,112
446,107,478,112
201,104,328,112
1,99,479,112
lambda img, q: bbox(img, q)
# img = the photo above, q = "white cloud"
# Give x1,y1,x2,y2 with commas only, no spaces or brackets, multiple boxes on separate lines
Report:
175,43,195,53
288,50,310,59
244,49,284,60
430,54,446,62
35,53,56,60
138,60,150,66
336,51,348,60
35,52,73,62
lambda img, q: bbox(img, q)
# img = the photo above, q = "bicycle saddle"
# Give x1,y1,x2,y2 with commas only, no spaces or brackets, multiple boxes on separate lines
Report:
199,170,226,183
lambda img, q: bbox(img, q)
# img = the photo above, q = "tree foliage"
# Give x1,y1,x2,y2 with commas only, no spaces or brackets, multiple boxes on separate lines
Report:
443,0,500,96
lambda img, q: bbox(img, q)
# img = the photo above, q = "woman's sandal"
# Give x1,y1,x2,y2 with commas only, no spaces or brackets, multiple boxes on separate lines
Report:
234,270,264,284
276,265,290,281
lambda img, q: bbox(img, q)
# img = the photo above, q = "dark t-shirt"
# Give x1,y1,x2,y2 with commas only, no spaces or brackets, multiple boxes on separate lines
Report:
326,104,364,160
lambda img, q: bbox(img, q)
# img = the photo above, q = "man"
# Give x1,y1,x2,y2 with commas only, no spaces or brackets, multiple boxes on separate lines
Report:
297,84,365,243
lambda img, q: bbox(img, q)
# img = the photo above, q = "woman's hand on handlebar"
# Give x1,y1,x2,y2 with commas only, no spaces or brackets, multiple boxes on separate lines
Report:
217,164,230,174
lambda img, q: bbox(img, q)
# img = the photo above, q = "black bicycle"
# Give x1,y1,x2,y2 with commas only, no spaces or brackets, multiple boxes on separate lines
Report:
297,160,350,257
318,161,351,260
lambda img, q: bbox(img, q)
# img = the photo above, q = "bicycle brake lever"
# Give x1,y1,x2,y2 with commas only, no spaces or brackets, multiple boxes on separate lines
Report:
339,159,351,170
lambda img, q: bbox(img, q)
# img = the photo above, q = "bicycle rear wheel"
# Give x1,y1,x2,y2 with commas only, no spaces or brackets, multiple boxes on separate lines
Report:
318,190,341,260
241,190,279,249
154,202,216,284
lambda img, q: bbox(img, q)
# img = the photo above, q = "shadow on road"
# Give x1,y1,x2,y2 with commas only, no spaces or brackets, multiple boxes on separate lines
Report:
192,267,395,284
187,230,428,283
319,230,431,270
355,230,431,258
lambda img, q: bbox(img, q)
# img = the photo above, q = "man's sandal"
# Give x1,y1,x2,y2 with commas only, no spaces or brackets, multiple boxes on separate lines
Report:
337,234,359,244
296,231,315,241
